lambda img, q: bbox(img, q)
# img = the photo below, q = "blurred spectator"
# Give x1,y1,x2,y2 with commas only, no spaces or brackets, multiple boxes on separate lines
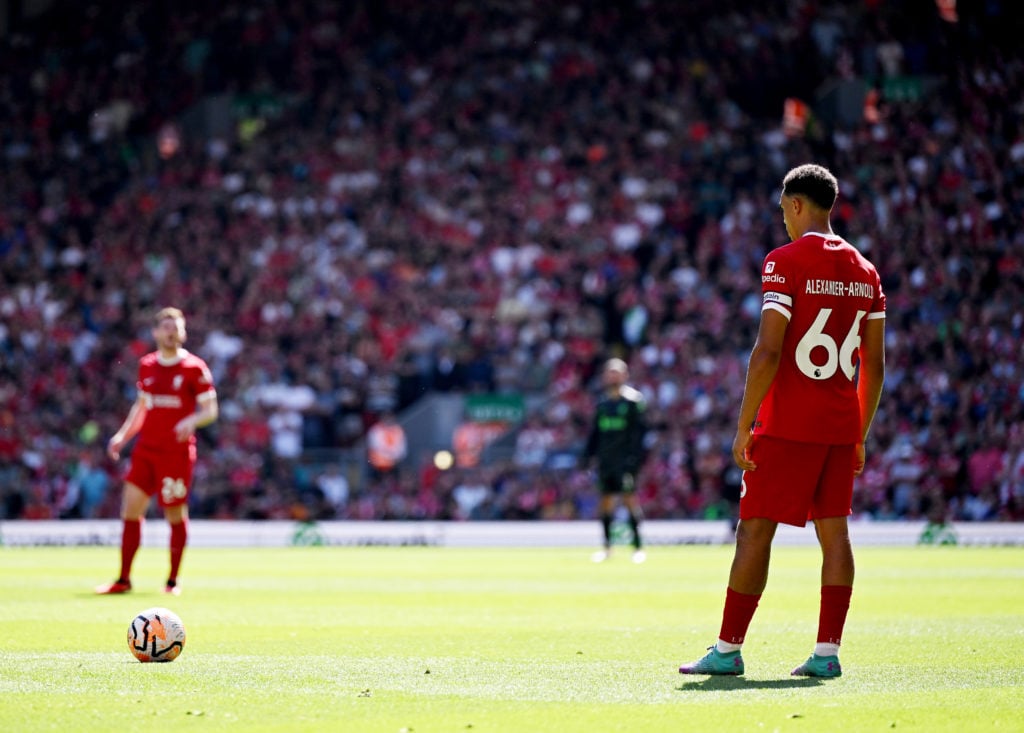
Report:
315,464,351,517
513,414,558,469
451,470,494,520
365,411,407,480
64,448,114,518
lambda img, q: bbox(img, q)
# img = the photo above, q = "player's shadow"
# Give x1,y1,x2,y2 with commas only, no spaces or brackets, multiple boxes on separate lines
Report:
677,677,825,692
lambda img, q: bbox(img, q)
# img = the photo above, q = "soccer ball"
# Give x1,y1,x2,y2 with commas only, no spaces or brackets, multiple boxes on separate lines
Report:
127,607,186,663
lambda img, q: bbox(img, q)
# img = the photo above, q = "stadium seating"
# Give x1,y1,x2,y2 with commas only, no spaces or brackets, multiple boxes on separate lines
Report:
0,1,1021,522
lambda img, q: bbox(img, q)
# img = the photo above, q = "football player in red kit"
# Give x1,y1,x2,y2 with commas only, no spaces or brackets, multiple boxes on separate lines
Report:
679,164,885,678
96,307,218,595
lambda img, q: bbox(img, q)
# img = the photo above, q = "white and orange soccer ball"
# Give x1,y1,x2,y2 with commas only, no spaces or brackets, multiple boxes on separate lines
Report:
127,607,186,663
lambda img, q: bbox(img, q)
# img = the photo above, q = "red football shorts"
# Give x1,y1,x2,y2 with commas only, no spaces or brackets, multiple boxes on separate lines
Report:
739,435,855,527
124,443,196,508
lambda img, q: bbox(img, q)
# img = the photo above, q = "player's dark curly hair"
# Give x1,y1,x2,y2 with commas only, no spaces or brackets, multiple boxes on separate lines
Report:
782,164,838,211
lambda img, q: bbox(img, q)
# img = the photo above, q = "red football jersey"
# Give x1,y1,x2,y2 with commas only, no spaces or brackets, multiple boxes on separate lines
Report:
754,232,885,444
135,350,216,451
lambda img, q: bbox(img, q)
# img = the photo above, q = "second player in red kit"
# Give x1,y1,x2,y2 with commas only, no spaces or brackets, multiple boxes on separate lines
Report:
96,307,218,596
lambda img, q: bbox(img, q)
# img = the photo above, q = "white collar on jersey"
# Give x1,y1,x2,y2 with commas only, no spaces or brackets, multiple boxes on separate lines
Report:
157,348,190,366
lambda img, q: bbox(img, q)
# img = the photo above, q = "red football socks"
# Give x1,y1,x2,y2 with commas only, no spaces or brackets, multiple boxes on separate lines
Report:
168,520,188,583
817,585,853,645
119,519,142,581
719,587,761,645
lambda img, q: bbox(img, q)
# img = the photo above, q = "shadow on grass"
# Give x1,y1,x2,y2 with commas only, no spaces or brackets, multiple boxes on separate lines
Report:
677,676,825,692
82,590,164,599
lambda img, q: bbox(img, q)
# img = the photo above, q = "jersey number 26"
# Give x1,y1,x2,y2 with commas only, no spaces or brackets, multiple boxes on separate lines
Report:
161,477,188,503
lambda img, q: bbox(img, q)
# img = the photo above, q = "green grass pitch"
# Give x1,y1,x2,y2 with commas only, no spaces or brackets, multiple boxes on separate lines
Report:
1,543,1021,732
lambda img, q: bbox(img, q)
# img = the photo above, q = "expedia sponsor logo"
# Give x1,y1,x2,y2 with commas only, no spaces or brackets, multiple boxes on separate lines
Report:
762,272,786,284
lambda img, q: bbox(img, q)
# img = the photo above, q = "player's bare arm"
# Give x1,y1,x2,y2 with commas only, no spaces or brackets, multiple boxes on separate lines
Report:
108,394,149,461
854,317,886,475
173,392,219,443
732,308,788,471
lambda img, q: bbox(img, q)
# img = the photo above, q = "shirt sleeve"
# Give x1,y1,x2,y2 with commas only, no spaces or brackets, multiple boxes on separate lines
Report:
135,361,148,396
867,268,886,320
192,359,217,399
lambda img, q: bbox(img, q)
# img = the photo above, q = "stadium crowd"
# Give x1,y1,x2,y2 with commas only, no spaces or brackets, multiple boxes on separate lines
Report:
1,0,1022,524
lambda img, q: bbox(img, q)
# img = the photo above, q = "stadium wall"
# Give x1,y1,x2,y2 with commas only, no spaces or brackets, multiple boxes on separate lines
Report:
2,520,1023,548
